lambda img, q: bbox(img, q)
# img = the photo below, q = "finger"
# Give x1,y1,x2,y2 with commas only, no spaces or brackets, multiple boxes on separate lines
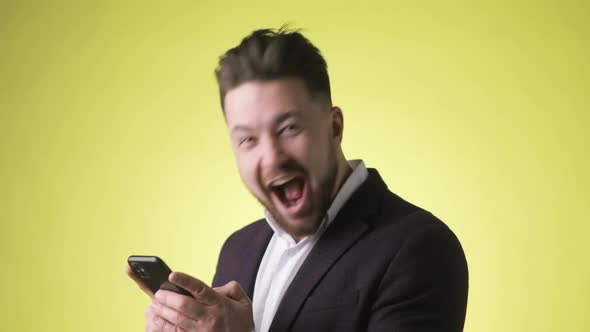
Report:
169,272,219,305
145,305,155,320
154,290,207,320
151,300,197,330
146,310,180,332
214,280,250,304
144,306,161,332
126,265,155,298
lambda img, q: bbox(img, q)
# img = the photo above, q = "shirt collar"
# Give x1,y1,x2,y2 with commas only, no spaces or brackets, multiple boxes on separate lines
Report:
264,159,368,245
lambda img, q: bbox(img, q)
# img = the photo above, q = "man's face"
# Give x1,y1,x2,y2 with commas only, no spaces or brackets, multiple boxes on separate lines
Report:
224,77,343,239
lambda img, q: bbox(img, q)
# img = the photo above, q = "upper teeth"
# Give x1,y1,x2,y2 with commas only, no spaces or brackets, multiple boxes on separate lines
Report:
271,176,296,187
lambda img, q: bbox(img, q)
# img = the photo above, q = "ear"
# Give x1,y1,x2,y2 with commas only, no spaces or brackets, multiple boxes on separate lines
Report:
330,106,344,143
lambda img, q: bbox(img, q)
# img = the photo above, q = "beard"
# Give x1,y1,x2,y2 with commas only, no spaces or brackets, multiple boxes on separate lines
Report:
258,157,339,239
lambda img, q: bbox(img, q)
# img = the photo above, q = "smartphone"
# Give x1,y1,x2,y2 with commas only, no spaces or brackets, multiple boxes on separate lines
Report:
128,255,192,297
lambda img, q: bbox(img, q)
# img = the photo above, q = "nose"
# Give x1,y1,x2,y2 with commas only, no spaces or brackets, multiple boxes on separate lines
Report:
260,136,287,170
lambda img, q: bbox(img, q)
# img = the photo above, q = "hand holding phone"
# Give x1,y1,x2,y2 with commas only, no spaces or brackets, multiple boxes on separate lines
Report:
127,258,255,332
127,255,192,297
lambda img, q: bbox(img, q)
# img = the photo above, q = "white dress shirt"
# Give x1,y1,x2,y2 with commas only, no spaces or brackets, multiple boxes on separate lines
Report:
252,160,368,332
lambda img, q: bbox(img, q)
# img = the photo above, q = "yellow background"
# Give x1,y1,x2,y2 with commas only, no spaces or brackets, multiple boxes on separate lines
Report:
1,1,588,331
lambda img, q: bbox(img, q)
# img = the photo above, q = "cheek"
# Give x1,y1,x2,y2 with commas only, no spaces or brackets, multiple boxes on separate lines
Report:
236,154,262,191
290,134,317,161
302,134,333,169
236,158,253,182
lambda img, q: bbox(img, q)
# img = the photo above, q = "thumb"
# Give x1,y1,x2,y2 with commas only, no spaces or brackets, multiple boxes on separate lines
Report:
214,281,250,304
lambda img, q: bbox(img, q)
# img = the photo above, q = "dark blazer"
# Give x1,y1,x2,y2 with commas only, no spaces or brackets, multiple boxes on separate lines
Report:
213,169,468,332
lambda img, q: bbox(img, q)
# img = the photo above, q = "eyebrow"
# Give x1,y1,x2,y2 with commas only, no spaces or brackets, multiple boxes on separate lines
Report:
273,110,301,127
230,110,303,136
231,125,252,135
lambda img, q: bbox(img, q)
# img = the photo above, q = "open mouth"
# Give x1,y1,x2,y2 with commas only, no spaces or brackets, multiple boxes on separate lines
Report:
269,176,307,212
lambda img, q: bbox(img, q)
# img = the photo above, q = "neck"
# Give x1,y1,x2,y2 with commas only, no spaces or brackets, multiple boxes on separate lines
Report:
330,156,353,202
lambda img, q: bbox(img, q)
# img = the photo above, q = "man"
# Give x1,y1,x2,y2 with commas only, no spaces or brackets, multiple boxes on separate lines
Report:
127,27,468,332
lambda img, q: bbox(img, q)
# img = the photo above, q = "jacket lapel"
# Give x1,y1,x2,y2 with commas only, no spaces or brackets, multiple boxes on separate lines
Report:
236,223,273,299
268,169,387,332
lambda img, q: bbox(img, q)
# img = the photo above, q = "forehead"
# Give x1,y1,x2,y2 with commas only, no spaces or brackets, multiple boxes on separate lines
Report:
223,78,314,128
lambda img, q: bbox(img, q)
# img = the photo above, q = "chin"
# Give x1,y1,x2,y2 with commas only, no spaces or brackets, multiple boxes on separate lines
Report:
280,216,322,238
259,198,323,238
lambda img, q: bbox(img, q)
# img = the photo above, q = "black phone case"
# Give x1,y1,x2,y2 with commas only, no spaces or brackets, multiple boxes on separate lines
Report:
128,255,192,296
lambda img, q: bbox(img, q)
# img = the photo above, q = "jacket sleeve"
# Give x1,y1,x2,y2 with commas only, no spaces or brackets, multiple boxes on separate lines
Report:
211,229,241,288
367,222,469,332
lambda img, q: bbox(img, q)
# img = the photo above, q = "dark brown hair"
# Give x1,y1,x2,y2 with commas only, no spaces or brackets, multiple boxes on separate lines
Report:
215,26,332,111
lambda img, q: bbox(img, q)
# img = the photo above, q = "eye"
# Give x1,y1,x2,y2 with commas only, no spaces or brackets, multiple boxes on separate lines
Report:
238,136,256,148
279,123,302,136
